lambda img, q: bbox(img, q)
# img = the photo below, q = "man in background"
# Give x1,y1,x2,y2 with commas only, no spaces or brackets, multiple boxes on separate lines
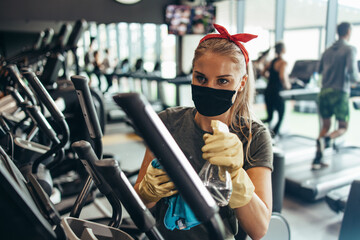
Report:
312,22,360,170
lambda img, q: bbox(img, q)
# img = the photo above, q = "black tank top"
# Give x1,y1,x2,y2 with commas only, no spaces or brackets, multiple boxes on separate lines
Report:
266,57,283,93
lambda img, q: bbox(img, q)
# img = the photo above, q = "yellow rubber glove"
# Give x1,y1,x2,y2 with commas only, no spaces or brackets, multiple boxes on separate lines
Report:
202,120,255,208
138,163,178,203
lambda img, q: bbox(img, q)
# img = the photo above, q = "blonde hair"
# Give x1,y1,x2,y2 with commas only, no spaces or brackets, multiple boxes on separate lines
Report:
192,38,257,163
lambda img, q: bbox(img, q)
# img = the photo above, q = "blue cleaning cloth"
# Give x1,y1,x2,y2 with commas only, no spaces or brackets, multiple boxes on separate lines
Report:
151,159,201,230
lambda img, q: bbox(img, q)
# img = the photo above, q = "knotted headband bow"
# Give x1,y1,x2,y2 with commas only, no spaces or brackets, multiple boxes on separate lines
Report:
199,24,257,65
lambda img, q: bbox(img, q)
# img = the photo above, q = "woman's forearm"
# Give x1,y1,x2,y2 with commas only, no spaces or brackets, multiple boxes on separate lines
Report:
235,192,272,239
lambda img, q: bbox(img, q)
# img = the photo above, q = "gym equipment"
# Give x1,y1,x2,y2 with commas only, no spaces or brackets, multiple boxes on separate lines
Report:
280,134,360,202
289,60,319,88
1,65,70,196
22,70,70,173
0,144,133,240
69,75,124,228
61,217,134,240
276,77,360,202
64,19,88,76
68,75,104,219
0,146,66,240
108,71,193,122
272,147,286,213
338,180,360,240
325,184,351,213
113,92,226,239
69,75,162,239
95,159,164,240
71,141,122,228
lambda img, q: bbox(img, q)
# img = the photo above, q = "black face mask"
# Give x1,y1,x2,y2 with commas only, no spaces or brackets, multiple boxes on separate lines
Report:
191,84,236,117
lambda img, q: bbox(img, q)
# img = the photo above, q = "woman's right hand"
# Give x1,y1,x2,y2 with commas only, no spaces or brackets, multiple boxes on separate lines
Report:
138,163,178,203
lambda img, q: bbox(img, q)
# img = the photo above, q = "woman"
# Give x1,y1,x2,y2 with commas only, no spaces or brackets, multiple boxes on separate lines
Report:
93,50,103,91
134,24,273,240
101,48,117,93
262,42,291,137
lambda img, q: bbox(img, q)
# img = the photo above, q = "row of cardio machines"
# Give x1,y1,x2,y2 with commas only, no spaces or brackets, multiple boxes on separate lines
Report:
0,62,228,239
273,60,360,239
104,67,194,122
0,20,290,240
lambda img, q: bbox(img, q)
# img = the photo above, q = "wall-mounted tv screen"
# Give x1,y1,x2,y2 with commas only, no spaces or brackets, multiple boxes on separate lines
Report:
165,5,216,36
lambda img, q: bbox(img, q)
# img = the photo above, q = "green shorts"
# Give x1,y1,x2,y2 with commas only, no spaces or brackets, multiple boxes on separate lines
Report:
318,88,349,122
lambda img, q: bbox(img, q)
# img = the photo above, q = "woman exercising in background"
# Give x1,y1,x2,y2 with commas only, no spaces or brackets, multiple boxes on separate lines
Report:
262,42,291,138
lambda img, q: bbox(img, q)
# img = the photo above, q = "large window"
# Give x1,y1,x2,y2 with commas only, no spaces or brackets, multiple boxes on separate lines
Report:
284,28,323,72
129,23,142,70
338,1,360,59
244,0,275,59
349,24,360,59
160,24,176,78
143,24,157,72
283,0,328,70
117,23,129,62
107,23,118,64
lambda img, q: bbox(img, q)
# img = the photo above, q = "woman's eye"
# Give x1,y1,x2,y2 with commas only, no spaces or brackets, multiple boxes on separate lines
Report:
196,76,206,83
218,78,229,85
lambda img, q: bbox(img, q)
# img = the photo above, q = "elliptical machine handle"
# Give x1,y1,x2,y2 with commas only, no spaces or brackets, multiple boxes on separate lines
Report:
7,64,38,106
69,75,103,219
95,159,164,240
22,71,65,122
66,19,87,50
71,140,111,194
26,105,58,144
71,140,122,228
70,75,103,140
21,71,69,173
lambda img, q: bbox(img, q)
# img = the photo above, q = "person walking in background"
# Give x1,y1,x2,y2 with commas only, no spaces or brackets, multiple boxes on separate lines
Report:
101,48,117,93
93,50,103,91
262,42,291,138
84,37,96,83
312,22,360,170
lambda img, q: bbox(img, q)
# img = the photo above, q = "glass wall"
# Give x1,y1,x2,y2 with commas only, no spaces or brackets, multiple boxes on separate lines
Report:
129,23,142,70
73,0,360,107
242,0,360,72
338,1,360,59
244,0,275,60
78,22,176,78
107,23,118,65
283,0,328,71
143,24,157,72
117,22,129,62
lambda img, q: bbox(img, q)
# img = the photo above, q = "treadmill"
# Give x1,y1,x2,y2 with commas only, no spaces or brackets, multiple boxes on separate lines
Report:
276,60,360,202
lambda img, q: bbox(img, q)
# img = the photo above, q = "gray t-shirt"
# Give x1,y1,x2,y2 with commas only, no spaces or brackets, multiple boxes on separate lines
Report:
319,39,359,94
154,107,273,240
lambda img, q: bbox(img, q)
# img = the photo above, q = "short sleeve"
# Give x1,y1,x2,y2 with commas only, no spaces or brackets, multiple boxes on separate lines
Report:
245,126,273,171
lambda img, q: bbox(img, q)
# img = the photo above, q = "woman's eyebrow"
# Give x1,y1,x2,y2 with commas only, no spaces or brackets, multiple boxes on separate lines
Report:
194,71,233,78
194,71,205,76
217,74,233,78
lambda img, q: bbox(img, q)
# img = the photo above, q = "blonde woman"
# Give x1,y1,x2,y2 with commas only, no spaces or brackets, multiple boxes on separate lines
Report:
134,24,273,240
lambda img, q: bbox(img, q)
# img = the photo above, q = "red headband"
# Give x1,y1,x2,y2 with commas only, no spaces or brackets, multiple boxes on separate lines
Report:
199,24,257,65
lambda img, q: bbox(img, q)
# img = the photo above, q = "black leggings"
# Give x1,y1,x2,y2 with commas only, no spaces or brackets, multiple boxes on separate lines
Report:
263,92,285,135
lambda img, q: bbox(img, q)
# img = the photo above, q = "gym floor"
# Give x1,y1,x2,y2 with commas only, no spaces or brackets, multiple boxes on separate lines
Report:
98,99,357,240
